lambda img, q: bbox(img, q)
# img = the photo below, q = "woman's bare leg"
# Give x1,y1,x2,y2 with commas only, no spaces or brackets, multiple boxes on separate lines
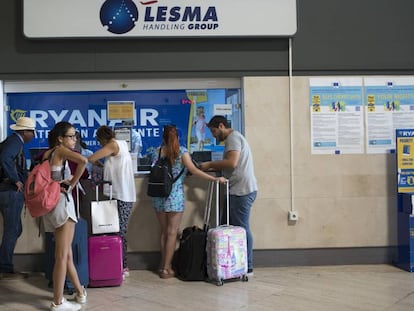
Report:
163,212,183,273
156,212,168,270
52,220,75,304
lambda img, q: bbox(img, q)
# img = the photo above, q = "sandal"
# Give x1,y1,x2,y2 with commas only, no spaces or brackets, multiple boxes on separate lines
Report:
159,269,175,279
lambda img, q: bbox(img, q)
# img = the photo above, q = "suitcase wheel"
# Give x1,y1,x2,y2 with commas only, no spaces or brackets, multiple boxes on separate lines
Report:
216,279,224,286
242,274,249,282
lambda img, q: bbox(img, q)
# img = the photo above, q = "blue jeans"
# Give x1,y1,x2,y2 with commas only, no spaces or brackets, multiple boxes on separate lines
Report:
0,190,24,273
225,191,257,271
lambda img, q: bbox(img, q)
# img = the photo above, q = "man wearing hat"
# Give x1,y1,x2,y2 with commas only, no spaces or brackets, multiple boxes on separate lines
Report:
0,116,36,277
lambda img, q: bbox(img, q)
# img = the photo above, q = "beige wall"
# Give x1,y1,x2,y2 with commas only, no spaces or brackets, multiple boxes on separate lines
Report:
244,76,396,249
4,76,398,254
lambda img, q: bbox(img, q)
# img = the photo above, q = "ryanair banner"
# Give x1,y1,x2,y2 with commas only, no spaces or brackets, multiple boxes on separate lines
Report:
23,0,297,38
7,90,192,156
6,88,238,163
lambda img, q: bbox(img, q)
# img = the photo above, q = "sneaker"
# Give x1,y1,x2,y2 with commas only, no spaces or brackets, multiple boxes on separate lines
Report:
50,298,81,311
75,286,87,304
247,269,254,277
123,268,130,278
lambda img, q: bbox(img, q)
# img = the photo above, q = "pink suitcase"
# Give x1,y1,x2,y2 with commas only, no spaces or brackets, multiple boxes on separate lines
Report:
88,235,123,287
206,181,248,286
88,181,123,287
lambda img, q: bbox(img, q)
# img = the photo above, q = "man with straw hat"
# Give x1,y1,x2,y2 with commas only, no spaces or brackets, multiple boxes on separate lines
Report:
0,116,36,278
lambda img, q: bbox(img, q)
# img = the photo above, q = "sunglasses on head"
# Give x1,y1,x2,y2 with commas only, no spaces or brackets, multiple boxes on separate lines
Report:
163,124,176,130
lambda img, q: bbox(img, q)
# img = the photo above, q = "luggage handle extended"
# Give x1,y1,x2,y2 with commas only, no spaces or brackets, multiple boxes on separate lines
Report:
76,183,80,218
215,180,229,227
203,180,229,230
203,181,214,231
74,182,86,217
74,183,83,264
94,180,113,202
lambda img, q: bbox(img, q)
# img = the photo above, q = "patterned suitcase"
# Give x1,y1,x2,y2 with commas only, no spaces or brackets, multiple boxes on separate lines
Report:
206,181,248,286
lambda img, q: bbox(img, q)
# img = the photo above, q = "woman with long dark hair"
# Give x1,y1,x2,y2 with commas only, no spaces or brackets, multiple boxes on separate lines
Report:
42,121,88,311
151,125,226,279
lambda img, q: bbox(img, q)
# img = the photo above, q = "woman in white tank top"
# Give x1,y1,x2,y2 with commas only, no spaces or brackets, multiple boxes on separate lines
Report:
88,125,136,279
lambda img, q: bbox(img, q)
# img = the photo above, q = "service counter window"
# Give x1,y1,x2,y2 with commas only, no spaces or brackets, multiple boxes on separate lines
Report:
5,85,242,172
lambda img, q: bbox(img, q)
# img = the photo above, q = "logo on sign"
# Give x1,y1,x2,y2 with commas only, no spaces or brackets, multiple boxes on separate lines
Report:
100,0,219,34
398,130,414,137
100,0,139,34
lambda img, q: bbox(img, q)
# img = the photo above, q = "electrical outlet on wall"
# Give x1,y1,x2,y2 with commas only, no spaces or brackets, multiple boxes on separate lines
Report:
288,210,298,222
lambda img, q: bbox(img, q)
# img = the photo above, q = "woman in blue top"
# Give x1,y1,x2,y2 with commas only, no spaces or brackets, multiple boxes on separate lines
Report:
152,125,226,279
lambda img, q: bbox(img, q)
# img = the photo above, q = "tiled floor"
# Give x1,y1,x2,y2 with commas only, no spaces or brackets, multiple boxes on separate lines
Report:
1,265,414,311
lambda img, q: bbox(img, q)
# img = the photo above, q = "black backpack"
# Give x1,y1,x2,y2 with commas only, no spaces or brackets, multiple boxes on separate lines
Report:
174,226,208,281
147,149,184,197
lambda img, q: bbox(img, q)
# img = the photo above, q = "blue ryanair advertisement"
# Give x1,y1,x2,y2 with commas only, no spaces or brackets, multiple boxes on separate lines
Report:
6,88,240,165
397,128,414,193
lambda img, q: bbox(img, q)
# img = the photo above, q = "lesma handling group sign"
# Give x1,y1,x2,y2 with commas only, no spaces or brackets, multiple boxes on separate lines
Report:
23,0,297,38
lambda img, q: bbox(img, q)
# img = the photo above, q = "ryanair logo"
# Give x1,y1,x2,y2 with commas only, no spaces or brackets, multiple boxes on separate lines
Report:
10,110,27,123
397,130,414,137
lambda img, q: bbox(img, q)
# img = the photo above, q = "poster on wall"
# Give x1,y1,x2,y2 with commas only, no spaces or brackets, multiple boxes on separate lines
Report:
365,77,414,154
186,89,238,160
396,129,414,193
6,88,240,168
309,77,364,154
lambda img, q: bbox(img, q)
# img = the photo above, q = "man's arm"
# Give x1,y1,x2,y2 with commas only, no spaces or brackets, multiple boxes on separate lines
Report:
200,150,240,171
0,137,21,183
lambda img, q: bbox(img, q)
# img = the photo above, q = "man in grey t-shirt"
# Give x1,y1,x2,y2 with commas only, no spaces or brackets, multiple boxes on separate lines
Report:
200,115,258,275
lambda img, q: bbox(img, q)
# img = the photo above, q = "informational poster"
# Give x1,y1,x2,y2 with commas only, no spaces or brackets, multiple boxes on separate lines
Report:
396,129,414,193
365,77,414,154
309,77,364,154
114,127,132,151
107,101,135,121
187,89,240,160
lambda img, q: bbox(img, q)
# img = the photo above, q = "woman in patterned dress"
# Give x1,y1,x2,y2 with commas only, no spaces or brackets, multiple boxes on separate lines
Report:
151,125,226,279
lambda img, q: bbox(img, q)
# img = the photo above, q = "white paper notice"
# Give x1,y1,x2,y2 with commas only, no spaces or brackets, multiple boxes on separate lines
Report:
365,77,414,154
310,77,364,154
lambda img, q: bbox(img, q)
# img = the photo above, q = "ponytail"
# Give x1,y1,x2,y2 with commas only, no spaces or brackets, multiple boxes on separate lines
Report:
162,125,179,166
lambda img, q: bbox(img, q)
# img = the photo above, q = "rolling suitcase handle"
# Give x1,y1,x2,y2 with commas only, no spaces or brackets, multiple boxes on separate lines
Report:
74,184,80,264
75,183,83,218
94,180,113,201
203,180,215,231
74,183,85,265
213,180,229,228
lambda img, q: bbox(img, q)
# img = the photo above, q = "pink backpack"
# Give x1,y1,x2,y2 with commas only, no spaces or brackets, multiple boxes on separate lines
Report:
24,153,61,217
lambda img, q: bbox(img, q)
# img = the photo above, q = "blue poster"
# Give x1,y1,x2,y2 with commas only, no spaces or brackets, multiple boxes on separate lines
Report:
7,90,191,160
6,88,241,164
396,129,414,193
